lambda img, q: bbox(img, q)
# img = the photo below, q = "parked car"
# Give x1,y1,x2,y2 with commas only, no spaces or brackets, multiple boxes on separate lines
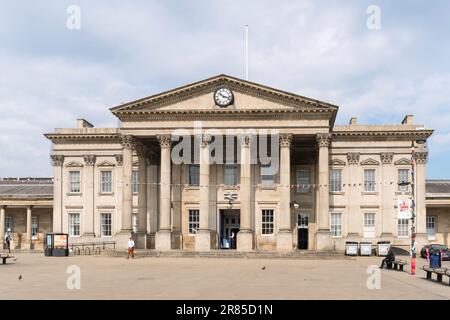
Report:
420,244,450,261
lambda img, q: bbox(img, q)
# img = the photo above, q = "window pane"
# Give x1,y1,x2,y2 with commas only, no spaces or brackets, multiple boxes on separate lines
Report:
101,171,112,193
398,219,409,237
261,209,274,235
224,165,238,185
188,209,199,234
296,170,310,193
31,216,39,237
330,169,342,192
427,216,436,240
101,213,112,237
331,213,342,237
364,169,376,192
69,171,81,193
69,213,80,237
189,164,200,186
132,171,139,193
398,169,409,191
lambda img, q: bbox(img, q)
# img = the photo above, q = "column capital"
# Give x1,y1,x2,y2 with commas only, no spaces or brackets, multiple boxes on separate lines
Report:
347,152,360,165
279,134,293,148
0,205,6,210
414,151,428,164
316,133,331,148
157,135,172,149
238,134,254,148
115,154,123,166
121,135,135,149
83,154,96,166
380,152,394,164
26,205,34,210
51,155,64,166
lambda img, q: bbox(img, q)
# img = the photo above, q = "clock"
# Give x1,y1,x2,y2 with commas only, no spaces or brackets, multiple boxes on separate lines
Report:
214,88,234,107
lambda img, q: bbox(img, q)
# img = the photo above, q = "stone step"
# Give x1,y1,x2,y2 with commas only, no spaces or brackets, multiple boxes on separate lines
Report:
101,249,350,260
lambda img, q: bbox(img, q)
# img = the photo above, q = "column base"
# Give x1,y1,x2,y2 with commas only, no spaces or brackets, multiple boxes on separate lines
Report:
114,232,134,250
146,233,156,250
237,230,254,251
155,230,172,251
195,230,212,251
316,230,334,251
134,232,147,249
277,230,293,251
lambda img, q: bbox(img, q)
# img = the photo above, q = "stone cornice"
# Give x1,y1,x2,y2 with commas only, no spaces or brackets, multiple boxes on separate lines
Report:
332,130,433,140
44,133,120,144
114,108,334,122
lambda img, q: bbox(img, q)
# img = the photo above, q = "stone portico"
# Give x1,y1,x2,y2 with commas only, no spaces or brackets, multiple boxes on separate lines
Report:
44,75,436,252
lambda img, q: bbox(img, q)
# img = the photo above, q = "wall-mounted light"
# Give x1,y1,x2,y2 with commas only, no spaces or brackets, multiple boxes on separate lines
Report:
290,201,300,209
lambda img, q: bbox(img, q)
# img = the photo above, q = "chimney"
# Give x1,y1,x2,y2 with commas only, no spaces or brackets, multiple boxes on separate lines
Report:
77,119,94,128
349,117,358,125
401,115,414,125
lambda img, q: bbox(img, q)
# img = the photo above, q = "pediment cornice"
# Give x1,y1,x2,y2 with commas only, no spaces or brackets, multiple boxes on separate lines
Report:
360,158,380,166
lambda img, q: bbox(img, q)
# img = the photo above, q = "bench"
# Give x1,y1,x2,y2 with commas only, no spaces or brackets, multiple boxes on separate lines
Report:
422,266,450,285
0,254,15,265
387,260,408,271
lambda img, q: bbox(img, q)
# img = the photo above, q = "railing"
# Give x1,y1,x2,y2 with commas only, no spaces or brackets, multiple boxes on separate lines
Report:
70,241,116,256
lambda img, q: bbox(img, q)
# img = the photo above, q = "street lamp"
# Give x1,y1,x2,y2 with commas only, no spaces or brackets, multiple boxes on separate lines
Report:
398,139,427,276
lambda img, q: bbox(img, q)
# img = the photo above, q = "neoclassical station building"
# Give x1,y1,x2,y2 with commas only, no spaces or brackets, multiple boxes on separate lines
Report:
3,74,449,252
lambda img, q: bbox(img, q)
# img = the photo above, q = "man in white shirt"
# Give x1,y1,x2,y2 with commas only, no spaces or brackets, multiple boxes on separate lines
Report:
127,236,135,259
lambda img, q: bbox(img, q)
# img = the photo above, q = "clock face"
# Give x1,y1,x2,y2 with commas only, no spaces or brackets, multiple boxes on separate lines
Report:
214,88,234,107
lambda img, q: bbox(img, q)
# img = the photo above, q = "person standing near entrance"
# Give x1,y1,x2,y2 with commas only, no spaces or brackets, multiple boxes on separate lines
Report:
127,235,135,259
4,228,12,253
230,231,235,249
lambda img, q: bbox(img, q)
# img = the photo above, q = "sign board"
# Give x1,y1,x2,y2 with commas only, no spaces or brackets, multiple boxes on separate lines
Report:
397,198,412,219
54,234,68,249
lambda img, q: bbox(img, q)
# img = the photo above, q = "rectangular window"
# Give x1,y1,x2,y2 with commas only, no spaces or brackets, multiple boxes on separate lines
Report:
132,170,139,193
398,169,409,192
331,213,342,237
101,213,112,237
189,164,200,186
297,213,309,228
69,213,80,237
364,169,376,192
330,169,342,192
69,171,81,193
296,169,310,193
31,216,39,238
132,214,138,233
5,216,13,232
224,164,238,185
188,209,199,235
398,219,409,237
100,170,113,193
363,213,376,238
427,216,436,240
260,163,275,186
261,209,274,235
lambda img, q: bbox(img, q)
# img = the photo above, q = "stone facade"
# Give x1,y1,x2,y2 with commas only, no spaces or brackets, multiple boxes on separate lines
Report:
37,74,449,252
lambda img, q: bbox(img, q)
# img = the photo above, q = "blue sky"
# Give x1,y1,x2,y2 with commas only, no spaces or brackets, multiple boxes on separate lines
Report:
0,0,449,178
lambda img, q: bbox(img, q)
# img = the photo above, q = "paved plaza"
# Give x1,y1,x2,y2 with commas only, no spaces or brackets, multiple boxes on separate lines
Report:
0,253,449,300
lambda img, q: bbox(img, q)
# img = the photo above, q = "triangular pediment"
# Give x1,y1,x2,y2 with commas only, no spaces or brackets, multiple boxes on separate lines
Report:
329,159,346,166
360,158,380,166
395,158,412,165
65,161,83,167
110,74,338,116
97,160,115,167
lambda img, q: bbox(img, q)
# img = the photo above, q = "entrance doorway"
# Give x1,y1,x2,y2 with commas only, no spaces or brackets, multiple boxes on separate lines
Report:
219,209,240,249
297,213,309,250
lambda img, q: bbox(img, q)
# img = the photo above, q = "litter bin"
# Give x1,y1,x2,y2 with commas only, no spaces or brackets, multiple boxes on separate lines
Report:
345,241,359,256
360,242,373,256
377,241,390,256
430,251,441,268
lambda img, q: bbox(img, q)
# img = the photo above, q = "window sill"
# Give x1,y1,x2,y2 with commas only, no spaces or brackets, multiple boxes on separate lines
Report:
185,185,200,190
67,192,82,196
257,184,277,191
98,192,114,196
395,191,411,196
330,191,345,195
361,191,379,196
221,185,239,190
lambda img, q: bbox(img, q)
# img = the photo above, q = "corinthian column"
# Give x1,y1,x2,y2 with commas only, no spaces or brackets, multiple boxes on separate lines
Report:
51,155,64,233
83,154,96,237
316,133,332,250
277,134,293,251
155,135,172,250
196,135,212,251
135,142,148,249
121,136,134,234
237,134,254,251
414,151,428,237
